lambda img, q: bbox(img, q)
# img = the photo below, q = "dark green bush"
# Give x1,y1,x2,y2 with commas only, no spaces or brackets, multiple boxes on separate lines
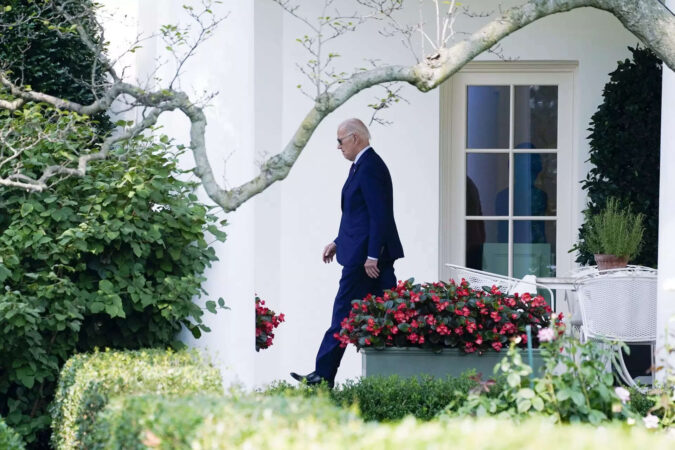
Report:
0,416,25,450
0,114,226,444
261,373,481,422
50,348,223,450
576,46,661,266
333,374,479,421
628,387,655,417
0,0,111,131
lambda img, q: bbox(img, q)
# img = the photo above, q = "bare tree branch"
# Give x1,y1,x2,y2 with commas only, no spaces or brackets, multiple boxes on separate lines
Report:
0,0,672,213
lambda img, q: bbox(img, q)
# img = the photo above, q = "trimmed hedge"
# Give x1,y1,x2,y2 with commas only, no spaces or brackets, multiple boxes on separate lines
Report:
91,394,358,449
50,348,222,450
84,393,672,449
0,416,24,450
262,374,483,422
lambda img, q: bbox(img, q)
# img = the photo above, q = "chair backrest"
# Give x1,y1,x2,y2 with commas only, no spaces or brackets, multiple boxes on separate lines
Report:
576,273,657,342
445,264,515,293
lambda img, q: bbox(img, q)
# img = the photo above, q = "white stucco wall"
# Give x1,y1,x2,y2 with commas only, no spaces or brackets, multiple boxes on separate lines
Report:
656,0,675,381
103,1,642,387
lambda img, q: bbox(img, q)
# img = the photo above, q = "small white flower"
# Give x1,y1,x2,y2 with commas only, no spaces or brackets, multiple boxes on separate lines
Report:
626,417,636,426
643,414,659,429
538,327,555,342
614,386,630,404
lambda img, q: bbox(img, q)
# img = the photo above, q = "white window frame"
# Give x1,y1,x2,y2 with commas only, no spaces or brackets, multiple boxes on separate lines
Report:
439,61,578,282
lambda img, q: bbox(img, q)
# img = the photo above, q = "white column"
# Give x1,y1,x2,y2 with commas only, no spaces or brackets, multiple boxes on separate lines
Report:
656,0,675,384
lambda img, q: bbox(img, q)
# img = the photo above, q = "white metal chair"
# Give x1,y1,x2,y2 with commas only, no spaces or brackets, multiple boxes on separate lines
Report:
445,263,555,309
575,269,657,391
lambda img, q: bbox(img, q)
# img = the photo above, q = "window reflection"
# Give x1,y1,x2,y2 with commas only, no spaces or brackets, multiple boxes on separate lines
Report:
467,86,510,149
514,85,558,149
466,153,509,216
513,153,557,216
513,220,556,279
466,220,507,276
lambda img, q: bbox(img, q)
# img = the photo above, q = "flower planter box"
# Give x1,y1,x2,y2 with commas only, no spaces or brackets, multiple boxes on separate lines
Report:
361,347,544,379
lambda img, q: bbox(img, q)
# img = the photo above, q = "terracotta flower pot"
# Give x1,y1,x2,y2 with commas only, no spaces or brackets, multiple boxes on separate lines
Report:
594,253,629,270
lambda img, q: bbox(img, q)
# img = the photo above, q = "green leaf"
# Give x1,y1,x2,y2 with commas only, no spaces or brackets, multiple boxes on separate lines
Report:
571,391,586,407
507,373,521,388
557,389,571,401
205,300,216,314
516,398,532,413
532,397,545,411
20,203,34,217
517,388,535,399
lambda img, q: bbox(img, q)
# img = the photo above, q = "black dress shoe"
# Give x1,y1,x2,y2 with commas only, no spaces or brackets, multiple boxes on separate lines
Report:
290,371,334,388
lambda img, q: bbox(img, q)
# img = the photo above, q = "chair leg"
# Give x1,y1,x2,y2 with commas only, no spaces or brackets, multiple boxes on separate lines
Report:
613,344,648,393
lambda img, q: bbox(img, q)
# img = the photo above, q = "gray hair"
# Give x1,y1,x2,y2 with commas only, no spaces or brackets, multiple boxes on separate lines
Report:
338,118,370,141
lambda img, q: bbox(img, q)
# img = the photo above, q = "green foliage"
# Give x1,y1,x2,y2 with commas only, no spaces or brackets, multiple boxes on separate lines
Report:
333,374,478,421
50,348,223,450
94,394,671,449
628,387,654,417
0,0,110,128
91,394,357,449
452,331,639,424
576,46,661,267
0,416,25,450
0,110,226,444
260,373,480,422
583,198,645,259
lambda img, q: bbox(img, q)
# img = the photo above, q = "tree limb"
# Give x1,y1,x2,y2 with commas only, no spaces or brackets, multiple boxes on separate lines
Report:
0,0,672,212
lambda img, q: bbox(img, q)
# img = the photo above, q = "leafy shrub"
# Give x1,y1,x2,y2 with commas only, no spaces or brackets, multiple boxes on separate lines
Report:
628,387,655,417
451,316,639,424
193,397,670,449
337,278,551,353
0,416,24,450
260,373,481,422
576,46,661,267
89,394,357,449
0,109,226,444
583,198,645,259
332,374,479,421
50,348,223,450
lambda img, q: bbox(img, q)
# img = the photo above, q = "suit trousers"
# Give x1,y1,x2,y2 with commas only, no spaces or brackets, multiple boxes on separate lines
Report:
315,260,396,382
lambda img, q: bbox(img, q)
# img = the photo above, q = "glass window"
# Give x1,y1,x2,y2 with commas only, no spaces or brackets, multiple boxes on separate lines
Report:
513,153,557,216
514,85,558,149
467,86,510,149
513,220,556,278
466,220,508,276
466,153,509,216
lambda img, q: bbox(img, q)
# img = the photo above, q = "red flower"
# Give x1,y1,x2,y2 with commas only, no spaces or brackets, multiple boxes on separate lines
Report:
491,341,503,352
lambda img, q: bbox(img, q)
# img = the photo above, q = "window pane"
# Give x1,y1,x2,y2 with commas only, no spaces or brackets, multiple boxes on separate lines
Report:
514,85,558,149
466,153,509,216
513,220,556,279
467,220,508,276
467,86,510,149
513,153,557,216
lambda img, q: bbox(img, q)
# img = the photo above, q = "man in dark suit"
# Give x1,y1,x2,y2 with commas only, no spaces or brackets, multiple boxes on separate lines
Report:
290,118,404,388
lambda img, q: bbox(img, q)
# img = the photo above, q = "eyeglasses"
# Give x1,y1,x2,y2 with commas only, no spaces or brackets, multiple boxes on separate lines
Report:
337,133,354,145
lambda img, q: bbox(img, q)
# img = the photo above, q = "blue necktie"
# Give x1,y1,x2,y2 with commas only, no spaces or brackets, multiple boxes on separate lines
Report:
349,163,356,177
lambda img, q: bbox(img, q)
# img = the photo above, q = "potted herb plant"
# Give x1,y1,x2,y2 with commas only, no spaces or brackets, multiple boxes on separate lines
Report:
584,198,645,270
335,278,555,379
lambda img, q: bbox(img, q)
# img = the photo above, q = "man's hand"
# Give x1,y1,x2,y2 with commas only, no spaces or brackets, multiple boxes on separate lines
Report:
323,242,337,263
364,258,380,278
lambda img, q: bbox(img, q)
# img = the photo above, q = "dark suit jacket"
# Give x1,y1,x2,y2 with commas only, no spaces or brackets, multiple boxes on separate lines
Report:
334,148,404,267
